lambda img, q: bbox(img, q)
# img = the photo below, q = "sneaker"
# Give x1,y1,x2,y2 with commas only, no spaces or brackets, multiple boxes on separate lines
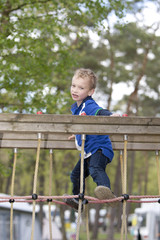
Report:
63,195,83,212
94,186,118,208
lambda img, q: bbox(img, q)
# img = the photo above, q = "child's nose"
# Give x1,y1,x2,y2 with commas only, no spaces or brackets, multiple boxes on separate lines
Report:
73,87,78,93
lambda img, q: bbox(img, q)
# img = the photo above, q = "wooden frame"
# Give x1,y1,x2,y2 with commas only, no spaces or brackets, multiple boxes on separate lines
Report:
0,113,160,150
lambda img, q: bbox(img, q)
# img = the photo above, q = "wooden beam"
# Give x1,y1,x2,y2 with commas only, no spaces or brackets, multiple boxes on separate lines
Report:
0,140,159,151
0,133,159,143
0,120,160,135
0,113,159,150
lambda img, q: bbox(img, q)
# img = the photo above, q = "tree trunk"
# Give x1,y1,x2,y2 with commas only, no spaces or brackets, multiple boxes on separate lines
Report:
5,151,14,194
60,205,67,240
106,153,122,239
106,18,115,111
52,153,67,240
127,151,135,217
126,44,151,115
106,208,116,240
92,204,101,240
144,152,149,195
38,150,46,233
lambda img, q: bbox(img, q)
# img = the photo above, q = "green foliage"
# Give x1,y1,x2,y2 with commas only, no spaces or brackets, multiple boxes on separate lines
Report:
0,162,11,177
0,0,128,113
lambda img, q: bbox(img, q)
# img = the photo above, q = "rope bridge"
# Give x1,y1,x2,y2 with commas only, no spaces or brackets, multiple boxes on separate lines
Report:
0,113,160,240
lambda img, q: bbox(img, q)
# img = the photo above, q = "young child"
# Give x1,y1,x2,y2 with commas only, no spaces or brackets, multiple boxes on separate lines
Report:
65,68,119,210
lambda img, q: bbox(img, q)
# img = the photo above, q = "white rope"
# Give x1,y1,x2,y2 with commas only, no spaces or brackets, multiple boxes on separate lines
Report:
10,148,17,240
120,135,128,240
76,134,86,240
30,133,41,240
48,149,53,240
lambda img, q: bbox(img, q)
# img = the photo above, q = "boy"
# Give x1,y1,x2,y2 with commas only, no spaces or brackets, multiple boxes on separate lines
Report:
65,68,119,210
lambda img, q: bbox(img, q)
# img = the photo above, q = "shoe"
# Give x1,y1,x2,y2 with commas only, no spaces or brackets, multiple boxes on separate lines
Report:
94,186,118,208
63,195,83,212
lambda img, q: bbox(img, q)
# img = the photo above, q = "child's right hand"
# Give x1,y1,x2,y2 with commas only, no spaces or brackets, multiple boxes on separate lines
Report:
68,134,75,140
110,113,121,117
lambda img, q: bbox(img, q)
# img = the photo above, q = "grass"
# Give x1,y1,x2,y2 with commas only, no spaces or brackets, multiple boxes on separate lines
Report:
79,229,134,240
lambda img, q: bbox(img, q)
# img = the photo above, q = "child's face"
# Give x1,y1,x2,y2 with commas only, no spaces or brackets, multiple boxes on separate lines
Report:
71,76,94,106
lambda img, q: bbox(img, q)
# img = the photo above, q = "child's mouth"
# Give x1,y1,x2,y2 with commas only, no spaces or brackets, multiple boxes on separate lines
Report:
72,94,78,98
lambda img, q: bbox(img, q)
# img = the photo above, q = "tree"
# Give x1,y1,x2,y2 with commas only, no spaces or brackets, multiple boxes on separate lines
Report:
0,0,129,113
89,21,160,116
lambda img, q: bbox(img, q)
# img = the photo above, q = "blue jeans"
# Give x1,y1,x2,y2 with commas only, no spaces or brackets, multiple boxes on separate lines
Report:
70,150,111,195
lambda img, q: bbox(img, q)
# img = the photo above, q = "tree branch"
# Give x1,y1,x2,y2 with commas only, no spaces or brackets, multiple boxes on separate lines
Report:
0,0,53,15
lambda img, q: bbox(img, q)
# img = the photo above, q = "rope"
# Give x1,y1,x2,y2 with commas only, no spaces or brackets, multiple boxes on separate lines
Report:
84,181,90,240
120,135,128,240
123,135,128,196
76,134,86,240
30,133,41,240
10,148,17,240
2,137,160,240
120,150,124,193
156,151,160,195
48,149,53,240
1,194,160,203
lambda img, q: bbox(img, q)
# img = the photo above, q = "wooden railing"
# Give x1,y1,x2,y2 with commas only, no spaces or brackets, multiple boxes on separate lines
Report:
0,113,160,150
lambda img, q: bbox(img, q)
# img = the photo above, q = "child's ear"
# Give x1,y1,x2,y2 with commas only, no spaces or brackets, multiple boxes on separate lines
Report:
88,88,95,96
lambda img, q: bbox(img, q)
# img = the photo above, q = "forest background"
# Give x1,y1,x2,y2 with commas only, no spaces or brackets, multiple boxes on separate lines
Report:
0,0,160,239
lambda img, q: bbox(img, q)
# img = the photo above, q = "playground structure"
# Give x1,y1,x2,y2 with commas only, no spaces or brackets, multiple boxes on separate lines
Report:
0,113,160,240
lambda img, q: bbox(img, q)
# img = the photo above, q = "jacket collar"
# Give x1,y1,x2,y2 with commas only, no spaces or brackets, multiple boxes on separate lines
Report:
71,96,92,112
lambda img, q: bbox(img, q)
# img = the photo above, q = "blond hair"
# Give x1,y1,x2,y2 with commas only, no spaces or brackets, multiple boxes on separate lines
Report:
73,68,97,89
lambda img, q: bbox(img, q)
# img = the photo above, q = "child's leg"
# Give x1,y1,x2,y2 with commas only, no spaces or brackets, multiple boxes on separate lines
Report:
70,159,81,196
88,150,111,188
70,158,89,196
89,150,118,207
65,159,89,211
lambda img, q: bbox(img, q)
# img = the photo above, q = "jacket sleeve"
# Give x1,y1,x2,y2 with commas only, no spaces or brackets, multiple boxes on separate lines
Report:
96,109,112,116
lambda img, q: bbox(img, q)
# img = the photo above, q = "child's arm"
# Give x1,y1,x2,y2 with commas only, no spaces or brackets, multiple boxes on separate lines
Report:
110,113,121,116
68,134,75,140
96,109,120,117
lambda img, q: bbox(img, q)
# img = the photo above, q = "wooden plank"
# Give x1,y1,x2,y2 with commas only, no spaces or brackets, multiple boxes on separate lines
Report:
0,113,159,150
0,132,160,143
0,140,76,149
0,122,160,135
0,132,71,141
112,142,160,151
0,113,160,126
110,135,160,143
0,140,159,151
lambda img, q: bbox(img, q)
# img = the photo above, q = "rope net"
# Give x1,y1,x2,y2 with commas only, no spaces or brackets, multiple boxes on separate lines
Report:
0,132,160,240
1,194,160,204
1,194,160,240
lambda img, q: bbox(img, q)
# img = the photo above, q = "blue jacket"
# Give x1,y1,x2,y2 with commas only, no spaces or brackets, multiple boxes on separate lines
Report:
71,96,114,161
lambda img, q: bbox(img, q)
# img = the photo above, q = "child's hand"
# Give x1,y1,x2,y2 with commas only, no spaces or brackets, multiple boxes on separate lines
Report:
110,113,121,117
68,134,75,140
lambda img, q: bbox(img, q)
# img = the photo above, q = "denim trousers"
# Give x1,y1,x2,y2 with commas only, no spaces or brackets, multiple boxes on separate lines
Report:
70,150,111,195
